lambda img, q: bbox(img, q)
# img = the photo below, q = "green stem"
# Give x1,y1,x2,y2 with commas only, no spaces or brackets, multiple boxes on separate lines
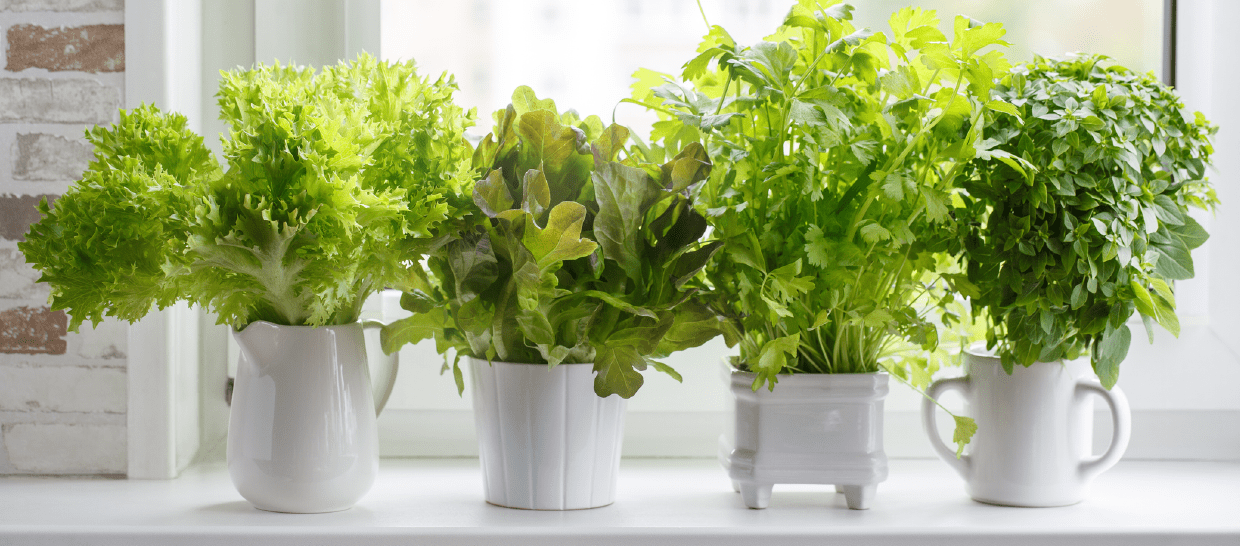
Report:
695,0,711,32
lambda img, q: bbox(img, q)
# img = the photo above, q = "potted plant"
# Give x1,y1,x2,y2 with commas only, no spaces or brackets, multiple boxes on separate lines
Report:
380,86,722,510
19,54,475,512
629,1,1010,509
922,54,1218,506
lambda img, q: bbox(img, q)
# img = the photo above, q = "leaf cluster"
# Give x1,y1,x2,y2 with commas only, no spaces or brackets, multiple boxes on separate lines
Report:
631,1,1014,397
20,54,476,331
953,54,1218,387
381,86,724,399
20,106,217,331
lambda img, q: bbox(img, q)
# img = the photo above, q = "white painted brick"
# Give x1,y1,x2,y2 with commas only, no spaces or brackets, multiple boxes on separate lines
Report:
0,0,123,12
11,133,93,181
2,423,124,473
0,78,119,124
0,248,45,300
73,317,125,359
0,364,125,412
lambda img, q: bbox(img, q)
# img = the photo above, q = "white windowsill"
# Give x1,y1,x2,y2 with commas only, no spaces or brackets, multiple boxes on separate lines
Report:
0,459,1236,546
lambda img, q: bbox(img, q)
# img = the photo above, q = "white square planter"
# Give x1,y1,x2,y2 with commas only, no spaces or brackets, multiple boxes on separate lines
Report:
720,370,889,510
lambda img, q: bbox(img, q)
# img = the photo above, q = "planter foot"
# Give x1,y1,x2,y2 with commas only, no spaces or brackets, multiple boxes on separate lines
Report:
739,482,772,509
730,479,742,493
840,485,876,510
834,484,846,494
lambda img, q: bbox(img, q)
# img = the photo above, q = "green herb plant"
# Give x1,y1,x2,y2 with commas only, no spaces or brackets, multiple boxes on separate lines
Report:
630,1,1018,453
381,86,725,399
952,54,1218,388
20,54,475,331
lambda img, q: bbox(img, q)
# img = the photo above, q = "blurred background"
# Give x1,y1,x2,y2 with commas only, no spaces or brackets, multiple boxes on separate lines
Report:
381,0,1164,140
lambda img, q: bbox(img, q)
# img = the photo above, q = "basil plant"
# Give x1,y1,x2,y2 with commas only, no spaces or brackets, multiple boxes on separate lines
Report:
952,54,1218,388
381,87,725,399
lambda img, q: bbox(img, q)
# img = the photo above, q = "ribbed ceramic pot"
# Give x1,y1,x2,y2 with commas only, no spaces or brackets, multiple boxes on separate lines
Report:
922,347,1131,507
720,369,889,510
228,321,385,513
468,357,627,510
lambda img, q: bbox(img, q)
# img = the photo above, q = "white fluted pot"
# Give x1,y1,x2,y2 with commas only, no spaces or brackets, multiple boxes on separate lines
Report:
469,357,627,510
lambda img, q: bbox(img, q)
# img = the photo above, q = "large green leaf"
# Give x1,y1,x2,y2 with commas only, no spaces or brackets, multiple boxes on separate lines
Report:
593,159,663,280
593,343,646,399
380,307,448,354
474,169,514,218
1093,323,1131,389
522,201,598,268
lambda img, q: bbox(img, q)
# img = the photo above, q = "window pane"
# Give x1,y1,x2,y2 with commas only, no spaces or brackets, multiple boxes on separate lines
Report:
381,0,1164,139
849,0,1164,77
376,0,1167,415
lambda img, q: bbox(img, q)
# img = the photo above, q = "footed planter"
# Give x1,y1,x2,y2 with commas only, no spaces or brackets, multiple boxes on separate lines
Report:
720,370,889,510
228,321,397,513
922,347,1131,507
469,358,626,510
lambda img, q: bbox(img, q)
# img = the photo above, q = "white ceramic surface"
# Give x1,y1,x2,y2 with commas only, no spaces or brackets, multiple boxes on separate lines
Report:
922,347,1132,507
228,321,397,513
720,369,889,510
469,357,627,510
361,320,399,414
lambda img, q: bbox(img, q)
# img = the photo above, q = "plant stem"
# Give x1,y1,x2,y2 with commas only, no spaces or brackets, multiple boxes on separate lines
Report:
695,0,711,32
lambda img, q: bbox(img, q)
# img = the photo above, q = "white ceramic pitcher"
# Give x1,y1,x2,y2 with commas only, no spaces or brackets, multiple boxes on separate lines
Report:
228,321,398,513
922,347,1131,507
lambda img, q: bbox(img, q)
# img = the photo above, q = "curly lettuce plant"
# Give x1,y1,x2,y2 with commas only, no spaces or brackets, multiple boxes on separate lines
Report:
20,54,475,331
952,54,1218,388
381,86,723,399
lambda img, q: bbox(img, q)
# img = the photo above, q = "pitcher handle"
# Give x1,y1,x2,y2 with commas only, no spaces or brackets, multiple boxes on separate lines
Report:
362,320,400,416
1076,380,1131,481
922,376,972,480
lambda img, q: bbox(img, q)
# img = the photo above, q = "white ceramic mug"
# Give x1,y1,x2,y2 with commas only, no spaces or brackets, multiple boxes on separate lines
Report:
922,347,1131,507
228,321,398,513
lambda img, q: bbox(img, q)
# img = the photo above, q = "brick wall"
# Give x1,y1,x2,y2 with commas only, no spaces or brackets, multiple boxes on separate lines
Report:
0,0,126,475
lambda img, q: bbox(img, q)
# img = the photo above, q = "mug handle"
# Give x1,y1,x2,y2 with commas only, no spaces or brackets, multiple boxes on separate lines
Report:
1076,380,1131,481
362,320,400,416
921,377,973,480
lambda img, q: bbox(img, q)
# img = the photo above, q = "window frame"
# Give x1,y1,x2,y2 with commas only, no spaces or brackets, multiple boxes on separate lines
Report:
132,0,1240,471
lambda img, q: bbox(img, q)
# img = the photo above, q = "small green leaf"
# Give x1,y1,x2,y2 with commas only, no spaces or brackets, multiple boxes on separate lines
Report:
1130,280,1156,319
593,344,646,399
811,310,830,329
863,309,894,328
522,201,598,267
985,99,1020,118
474,169,514,218
952,415,977,458
860,223,892,243
1093,323,1131,389
1152,291,1180,337
592,159,663,279
380,308,447,354
519,169,551,218
650,360,683,382
751,333,800,390
805,226,830,267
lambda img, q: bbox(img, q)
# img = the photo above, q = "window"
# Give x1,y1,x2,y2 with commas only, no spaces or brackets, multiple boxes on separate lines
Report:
147,0,1233,467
